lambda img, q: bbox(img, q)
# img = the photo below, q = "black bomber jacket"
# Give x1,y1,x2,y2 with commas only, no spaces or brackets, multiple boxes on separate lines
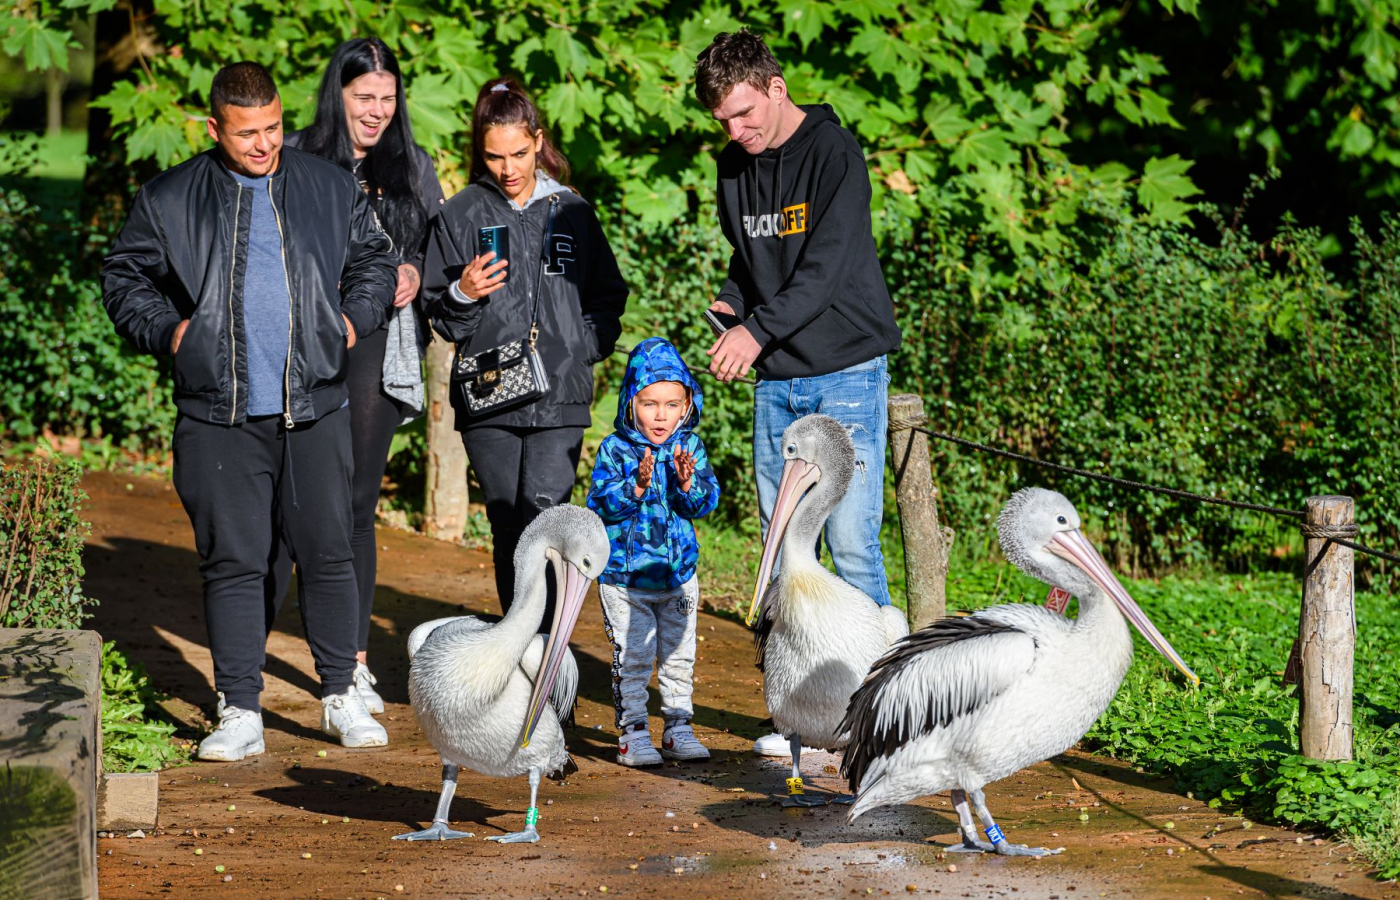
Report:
101,146,398,426
422,178,627,430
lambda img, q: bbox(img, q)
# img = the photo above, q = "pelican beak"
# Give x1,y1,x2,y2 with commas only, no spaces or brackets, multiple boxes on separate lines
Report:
1047,530,1200,686
521,555,593,747
746,457,822,626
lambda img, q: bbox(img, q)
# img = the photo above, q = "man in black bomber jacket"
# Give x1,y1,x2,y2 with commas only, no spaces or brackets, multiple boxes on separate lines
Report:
694,31,903,758
101,62,397,761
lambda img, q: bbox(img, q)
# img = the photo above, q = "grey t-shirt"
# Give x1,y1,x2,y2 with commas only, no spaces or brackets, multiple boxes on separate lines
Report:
229,169,291,417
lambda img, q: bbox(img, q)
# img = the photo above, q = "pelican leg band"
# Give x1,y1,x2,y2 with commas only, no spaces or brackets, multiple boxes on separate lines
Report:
984,824,1005,845
525,807,539,827
786,777,806,796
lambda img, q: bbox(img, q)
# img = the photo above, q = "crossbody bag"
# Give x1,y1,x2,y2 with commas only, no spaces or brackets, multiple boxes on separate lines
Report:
451,193,558,417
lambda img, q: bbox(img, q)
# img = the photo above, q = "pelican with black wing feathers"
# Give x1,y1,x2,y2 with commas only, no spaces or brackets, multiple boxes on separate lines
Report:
748,414,909,805
840,488,1199,855
394,504,608,844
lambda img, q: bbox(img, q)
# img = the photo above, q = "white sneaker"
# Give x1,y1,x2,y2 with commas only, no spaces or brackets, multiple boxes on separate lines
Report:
353,663,385,715
616,723,662,767
661,722,710,761
751,731,818,758
198,696,265,762
321,687,389,748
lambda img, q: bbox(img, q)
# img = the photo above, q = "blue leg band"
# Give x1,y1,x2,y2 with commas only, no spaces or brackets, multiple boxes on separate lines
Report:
985,824,1005,845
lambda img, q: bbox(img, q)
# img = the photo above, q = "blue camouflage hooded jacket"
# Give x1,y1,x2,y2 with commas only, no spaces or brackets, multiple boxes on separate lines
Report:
586,338,721,590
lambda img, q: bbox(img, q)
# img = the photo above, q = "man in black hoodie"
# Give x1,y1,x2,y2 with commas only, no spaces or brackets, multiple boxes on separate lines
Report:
695,30,903,757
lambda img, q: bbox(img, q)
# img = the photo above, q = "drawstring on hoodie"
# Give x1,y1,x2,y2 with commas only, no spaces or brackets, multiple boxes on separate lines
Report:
281,423,300,511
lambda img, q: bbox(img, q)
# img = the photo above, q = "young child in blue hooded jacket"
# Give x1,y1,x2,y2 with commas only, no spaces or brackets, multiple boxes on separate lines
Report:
586,337,721,766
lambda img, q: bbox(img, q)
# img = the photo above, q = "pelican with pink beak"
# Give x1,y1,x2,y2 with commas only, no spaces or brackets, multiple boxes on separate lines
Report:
840,487,1199,856
748,415,909,805
395,504,608,843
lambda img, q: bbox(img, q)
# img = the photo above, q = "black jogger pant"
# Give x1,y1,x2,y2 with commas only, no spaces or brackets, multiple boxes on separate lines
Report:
269,325,405,653
461,425,584,631
172,407,358,712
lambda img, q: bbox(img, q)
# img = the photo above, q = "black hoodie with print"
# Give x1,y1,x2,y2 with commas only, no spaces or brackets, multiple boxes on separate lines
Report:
715,104,901,380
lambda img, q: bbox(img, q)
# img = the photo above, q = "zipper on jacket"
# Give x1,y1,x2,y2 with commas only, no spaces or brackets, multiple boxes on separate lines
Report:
267,179,297,429
226,183,243,425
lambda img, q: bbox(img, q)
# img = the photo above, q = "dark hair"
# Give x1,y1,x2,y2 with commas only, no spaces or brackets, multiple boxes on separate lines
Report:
297,38,427,257
469,77,570,186
694,30,783,111
210,62,278,120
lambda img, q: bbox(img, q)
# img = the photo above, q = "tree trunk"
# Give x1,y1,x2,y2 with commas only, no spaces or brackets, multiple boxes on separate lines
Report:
45,67,68,140
82,0,158,230
422,340,467,540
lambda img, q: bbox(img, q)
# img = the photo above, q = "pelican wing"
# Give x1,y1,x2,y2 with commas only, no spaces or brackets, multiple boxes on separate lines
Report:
406,615,489,661
520,633,579,724
840,614,1038,792
751,580,780,672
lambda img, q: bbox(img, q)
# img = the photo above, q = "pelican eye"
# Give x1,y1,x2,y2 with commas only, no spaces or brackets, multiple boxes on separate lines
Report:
785,442,797,456
582,556,592,570
1056,515,1067,525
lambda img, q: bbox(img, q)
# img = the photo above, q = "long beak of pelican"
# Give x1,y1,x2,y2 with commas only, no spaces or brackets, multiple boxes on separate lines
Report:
521,557,593,747
746,458,822,626
1047,530,1200,686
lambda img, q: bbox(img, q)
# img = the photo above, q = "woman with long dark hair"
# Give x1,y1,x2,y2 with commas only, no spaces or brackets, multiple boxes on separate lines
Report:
282,37,444,713
423,77,627,625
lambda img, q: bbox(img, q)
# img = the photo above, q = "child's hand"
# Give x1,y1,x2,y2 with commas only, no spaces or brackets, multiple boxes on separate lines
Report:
635,448,654,497
673,448,695,493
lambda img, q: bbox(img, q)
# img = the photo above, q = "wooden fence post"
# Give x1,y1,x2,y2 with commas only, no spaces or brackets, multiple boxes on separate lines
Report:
1299,495,1356,760
888,394,952,630
423,339,468,541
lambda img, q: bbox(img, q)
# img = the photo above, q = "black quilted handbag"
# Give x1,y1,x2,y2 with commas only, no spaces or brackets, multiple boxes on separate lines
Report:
451,194,557,417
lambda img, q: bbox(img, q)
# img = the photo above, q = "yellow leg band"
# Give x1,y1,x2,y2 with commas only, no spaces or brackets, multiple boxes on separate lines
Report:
786,776,805,796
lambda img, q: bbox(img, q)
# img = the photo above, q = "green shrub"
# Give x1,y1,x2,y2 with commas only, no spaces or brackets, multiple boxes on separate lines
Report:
0,134,174,451
101,640,186,773
0,457,96,629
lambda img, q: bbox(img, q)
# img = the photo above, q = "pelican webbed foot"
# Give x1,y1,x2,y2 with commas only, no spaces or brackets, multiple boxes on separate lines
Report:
945,839,997,853
780,774,830,807
392,821,475,841
487,825,541,844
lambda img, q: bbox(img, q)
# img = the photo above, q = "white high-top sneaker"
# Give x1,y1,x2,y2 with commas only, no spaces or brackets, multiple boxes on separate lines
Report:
198,695,265,762
353,663,385,715
616,722,662,767
321,687,389,748
661,721,710,761
751,732,818,758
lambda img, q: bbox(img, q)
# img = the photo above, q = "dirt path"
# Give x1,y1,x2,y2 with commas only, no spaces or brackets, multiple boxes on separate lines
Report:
83,470,1391,900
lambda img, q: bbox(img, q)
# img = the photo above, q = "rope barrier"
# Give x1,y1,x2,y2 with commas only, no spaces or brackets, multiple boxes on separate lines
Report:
889,414,1400,566
893,418,1307,520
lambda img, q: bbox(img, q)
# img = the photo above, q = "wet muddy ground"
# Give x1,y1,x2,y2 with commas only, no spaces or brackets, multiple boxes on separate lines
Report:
83,470,1395,900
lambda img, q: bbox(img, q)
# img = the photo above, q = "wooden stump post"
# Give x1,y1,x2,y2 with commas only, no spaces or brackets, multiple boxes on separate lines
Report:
888,394,952,631
423,339,468,541
1299,495,1356,760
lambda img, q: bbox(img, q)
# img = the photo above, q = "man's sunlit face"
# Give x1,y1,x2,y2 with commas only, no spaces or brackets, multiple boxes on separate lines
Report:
710,79,783,155
207,97,283,178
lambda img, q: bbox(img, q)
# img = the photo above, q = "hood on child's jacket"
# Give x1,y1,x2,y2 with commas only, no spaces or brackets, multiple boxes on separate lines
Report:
614,337,702,448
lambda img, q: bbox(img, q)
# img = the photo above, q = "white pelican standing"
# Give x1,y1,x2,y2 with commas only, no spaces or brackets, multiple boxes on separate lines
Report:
394,504,609,843
748,414,909,806
840,487,1199,855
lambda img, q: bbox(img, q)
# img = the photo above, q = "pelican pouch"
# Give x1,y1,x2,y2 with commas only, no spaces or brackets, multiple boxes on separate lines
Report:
451,195,557,417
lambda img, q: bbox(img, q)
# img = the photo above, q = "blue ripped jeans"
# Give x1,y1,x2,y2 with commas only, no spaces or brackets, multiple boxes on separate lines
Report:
753,356,892,606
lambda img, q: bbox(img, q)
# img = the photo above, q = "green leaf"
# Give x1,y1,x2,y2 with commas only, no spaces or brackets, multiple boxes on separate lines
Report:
951,127,1019,170
544,27,591,76
924,100,973,141
3,19,76,72
1138,154,1200,222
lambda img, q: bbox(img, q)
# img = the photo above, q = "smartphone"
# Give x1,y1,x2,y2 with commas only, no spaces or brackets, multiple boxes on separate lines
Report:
703,307,743,336
476,225,510,284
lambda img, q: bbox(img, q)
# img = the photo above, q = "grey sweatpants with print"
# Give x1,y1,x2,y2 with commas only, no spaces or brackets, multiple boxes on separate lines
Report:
598,576,700,729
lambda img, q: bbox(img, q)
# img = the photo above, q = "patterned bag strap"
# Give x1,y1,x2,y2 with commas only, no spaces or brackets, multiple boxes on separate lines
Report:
528,193,558,350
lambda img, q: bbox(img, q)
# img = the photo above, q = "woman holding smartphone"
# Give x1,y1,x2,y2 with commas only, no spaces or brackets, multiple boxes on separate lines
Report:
279,37,444,714
423,77,627,622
